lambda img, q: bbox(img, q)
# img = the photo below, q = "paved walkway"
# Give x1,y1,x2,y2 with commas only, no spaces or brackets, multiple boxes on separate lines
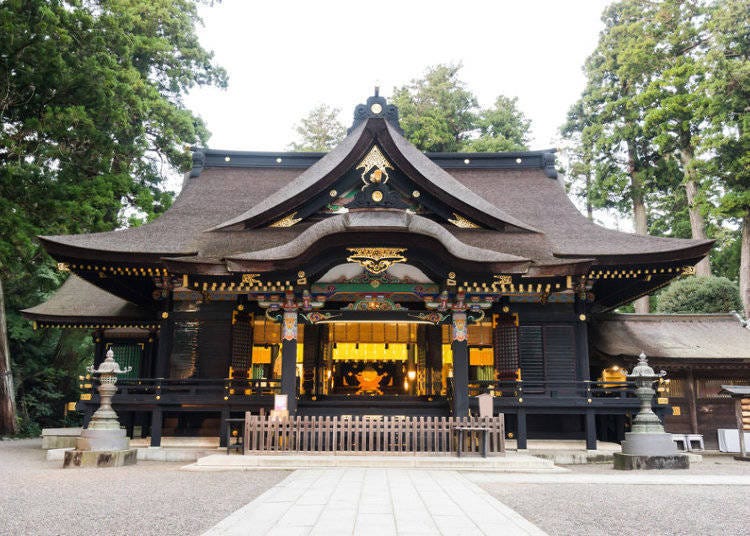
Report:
202,468,548,536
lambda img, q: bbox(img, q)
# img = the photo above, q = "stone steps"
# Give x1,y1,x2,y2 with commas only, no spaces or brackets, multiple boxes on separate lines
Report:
182,452,566,473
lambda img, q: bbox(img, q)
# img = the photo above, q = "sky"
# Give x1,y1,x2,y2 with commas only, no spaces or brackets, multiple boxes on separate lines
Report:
185,0,613,153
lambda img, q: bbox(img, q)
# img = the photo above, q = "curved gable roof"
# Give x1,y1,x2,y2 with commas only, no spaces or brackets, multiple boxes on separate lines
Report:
209,117,539,233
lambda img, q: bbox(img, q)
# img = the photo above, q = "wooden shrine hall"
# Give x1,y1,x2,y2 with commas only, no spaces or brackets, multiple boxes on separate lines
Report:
23,92,714,450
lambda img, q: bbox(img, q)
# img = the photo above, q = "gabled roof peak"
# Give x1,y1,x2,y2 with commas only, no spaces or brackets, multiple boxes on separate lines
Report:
350,91,403,135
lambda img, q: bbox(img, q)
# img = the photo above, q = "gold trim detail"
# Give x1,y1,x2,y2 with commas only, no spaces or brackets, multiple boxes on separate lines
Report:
682,266,696,276
448,213,480,228
494,274,512,285
241,273,262,285
356,146,394,191
57,262,70,272
269,212,302,228
346,247,407,274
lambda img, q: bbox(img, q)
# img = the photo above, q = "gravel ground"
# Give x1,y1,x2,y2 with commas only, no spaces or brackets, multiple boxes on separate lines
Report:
0,439,289,536
2,439,749,536
479,458,750,536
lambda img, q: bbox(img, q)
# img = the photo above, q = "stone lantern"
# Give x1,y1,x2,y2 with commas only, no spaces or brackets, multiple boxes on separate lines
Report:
63,349,137,468
614,353,689,470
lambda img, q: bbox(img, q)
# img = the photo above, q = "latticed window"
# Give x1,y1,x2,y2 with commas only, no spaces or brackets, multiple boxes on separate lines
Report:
107,343,142,379
494,321,519,381
230,312,253,378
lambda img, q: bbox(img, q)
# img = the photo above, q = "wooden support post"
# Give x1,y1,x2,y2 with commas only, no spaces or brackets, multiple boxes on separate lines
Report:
517,409,527,449
685,369,699,435
92,330,105,368
574,295,590,382
281,311,298,414
155,302,174,379
426,325,443,397
219,407,230,448
302,324,319,396
150,407,163,447
451,312,469,417
585,410,597,450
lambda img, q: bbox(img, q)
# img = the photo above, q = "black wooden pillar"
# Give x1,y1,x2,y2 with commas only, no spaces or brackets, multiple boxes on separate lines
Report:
451,312,469,417
280,311,298,414
92,330,105,368
574,295,590,381
150,407,163,447
585,410,597,450
302,324,320,396
219,407,230,448
155,298,174,379
516,409,528,449
426,325,443,396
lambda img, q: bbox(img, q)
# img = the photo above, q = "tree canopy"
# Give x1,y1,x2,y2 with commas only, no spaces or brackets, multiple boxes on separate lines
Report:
293,64,533,155
562,0,749,314
656,276,743,314
289,104,346,152
0,0,226,434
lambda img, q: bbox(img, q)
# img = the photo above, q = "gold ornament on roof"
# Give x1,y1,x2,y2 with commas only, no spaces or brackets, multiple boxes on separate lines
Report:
356,145,393,191
494,274,513,285
269,212,302,228
681,266,696,276
346,247,407,274
448,213,480,228
241,273,262,286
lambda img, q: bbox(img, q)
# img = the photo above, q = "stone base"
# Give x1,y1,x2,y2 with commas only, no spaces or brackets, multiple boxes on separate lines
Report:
63,449,137,468
613,452,689,470
620,432,680,456
41,428,82,449
76,427,130,451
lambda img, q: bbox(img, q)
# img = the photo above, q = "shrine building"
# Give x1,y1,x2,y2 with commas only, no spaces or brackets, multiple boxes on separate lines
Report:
23,93,715,449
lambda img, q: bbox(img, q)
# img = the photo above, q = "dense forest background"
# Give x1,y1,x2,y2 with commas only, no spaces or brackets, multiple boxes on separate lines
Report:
1,0,748,435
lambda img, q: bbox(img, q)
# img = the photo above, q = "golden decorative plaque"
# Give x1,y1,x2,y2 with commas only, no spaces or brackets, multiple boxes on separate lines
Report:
346,247,407,274
356,145,394,191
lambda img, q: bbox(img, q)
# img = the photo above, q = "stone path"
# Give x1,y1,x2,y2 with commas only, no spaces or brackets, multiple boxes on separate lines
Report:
202,468,547,536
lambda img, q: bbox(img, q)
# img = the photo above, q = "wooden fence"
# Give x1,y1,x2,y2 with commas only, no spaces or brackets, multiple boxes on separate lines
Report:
243,414,505,455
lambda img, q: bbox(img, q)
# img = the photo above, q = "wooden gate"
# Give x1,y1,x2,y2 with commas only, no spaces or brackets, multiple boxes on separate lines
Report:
243,414,505,455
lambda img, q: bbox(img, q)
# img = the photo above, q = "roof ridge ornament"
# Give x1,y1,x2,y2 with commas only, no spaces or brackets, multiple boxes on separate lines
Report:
349,92,403,135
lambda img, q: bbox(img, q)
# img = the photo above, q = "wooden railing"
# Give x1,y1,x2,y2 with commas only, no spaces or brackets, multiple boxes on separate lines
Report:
92,377,282,397
469,380,637,399
243,414,505,456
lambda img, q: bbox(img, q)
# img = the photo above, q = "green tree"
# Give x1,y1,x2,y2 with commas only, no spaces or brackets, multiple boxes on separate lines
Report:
390,63,478,152
563,0,672,313
463,96,531,152
701,0,750,315
0,0,226,433
289,104,346,152
638,0,713,275
656,276,743,313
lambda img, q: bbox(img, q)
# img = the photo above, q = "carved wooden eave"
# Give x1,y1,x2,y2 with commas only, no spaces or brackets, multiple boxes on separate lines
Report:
221,210,532,277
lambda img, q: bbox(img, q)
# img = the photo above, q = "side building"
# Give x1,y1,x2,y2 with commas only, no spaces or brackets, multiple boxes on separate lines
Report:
23,93,714,449
592,313,750,449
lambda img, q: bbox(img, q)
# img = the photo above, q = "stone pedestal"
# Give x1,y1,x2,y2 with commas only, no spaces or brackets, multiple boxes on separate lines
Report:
63,448,137,468
614,452,689,470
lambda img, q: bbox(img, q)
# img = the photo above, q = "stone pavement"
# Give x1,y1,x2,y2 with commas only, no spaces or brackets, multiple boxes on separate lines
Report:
202,468,548,536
